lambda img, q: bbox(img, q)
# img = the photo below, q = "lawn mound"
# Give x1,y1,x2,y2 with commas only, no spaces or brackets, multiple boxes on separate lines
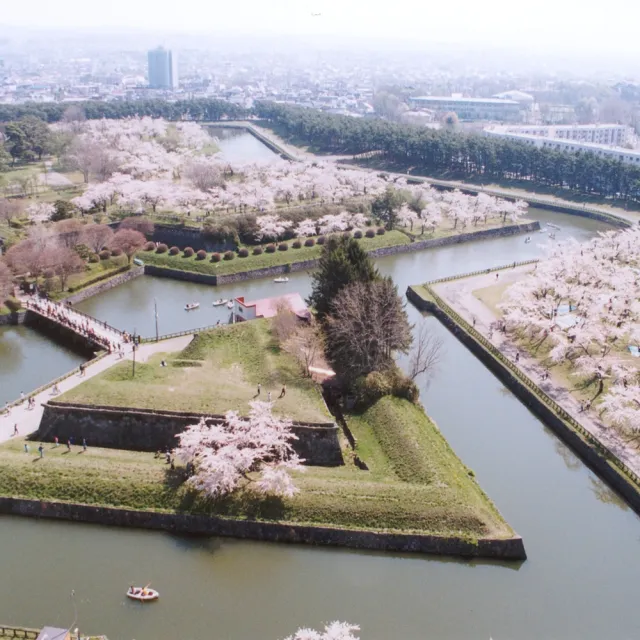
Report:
59,320,330,424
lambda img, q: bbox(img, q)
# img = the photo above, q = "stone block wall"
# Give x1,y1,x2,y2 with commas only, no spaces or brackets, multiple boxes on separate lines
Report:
23,312,100,357
64,266,144,304
0,311,25,326
0,497,526,560
36,402,344,467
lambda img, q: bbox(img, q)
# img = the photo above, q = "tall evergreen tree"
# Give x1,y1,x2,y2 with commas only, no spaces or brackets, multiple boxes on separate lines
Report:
308,235,378,319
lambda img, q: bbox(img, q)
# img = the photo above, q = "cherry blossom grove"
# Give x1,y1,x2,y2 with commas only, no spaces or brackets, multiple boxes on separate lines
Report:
174,401,305,498
499,225,640,437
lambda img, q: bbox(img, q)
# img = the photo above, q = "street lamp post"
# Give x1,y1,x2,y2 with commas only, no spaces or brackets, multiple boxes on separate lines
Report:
132,328,137,377
154,298,159,343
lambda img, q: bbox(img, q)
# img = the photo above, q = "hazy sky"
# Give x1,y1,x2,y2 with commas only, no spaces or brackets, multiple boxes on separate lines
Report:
1,0,639,54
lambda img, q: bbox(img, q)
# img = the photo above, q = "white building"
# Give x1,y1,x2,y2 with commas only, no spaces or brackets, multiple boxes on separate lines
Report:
409,96,522,122
147,47,178,90
484,124,640,165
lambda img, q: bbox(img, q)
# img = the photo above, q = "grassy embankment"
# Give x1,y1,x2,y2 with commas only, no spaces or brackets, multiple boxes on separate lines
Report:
139,230,410,276
61,320,329,423
0,320,513,539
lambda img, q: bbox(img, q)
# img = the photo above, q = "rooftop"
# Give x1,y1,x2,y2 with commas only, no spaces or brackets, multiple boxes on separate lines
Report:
411,96,519,105
235,293,310,320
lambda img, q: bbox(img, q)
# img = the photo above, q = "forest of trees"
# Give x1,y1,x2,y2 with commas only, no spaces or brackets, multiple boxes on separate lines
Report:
254,102,640,203
0,98,247,124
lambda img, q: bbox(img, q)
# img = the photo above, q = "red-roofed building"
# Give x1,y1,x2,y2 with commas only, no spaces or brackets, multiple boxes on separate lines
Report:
233,293,310,322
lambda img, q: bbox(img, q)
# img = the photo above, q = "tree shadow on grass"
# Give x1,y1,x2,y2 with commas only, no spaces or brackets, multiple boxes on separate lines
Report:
163,467,286,520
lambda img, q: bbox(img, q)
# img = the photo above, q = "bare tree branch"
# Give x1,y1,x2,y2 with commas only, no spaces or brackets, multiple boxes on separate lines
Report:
409,323,444,383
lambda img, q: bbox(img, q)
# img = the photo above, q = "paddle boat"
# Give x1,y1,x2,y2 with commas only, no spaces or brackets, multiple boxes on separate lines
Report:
212,299,229,307
539,227,547,233
548,233,556,240
227,300,234,309
274,277,289,283
133,258,144,267
524,236,531,244
127,586,159,602
185,302,200,311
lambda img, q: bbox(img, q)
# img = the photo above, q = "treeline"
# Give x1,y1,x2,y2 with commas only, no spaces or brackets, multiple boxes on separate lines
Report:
254,102,640,202
0,99,247,124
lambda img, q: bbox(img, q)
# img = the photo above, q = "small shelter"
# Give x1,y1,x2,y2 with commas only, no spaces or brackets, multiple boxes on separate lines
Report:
233,293,310,323
37,628,71,640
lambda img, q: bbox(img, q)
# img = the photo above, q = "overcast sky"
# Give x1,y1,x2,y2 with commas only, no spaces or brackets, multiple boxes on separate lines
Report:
1,0,638,55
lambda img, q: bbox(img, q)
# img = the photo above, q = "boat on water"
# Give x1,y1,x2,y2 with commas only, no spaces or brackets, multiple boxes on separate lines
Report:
127,587,159,602
212,299,229,306
548,233,556,240
227,300,234,309
274,277,289,283
185,303,200,311
524,237,532,244
547,223,561,230
539,227,547,233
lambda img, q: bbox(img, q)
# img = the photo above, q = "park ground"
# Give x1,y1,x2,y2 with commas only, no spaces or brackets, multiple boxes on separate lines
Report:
430,267,640,476
0,320,514,541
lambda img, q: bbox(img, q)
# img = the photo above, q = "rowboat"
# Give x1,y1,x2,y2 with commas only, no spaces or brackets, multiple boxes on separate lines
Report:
213,299,229,306
524,237,531,244
547,223,561,230
127,587,159,602
185,303,200,311
274,277,289,283
227,300,234,309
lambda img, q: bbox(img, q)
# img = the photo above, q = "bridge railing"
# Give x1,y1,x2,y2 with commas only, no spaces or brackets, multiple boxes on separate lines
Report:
25,299,124,337
140,324,222,343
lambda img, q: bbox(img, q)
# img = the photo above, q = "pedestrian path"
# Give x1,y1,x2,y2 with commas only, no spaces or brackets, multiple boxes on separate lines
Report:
433,269,640,478
0,334,194,444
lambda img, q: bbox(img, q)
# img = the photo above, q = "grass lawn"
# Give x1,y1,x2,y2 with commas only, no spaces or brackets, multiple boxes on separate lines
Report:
472,282,511,317
60,320,331,423
0,394,513,538
408,217,533,241
139,230,411,277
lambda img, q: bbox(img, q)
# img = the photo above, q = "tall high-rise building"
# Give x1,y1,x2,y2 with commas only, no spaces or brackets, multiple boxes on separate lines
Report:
147,47,178,90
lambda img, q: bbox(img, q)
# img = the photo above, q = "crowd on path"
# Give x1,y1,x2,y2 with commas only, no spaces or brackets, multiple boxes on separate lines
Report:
25,297,130,355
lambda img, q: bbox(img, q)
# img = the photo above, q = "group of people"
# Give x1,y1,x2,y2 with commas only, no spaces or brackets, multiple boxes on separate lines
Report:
23,436,88,456
26,298,126,354
255,383,287,402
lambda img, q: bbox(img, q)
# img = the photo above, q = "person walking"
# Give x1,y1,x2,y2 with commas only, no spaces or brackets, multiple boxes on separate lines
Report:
20,391,25,402
267,391,272,402
280,384,286,398
38,444,44,459
24,443,29,454
54,436,59,447
82,438,87,452
67,438,71,451
13,424,18,437
257,383,261,396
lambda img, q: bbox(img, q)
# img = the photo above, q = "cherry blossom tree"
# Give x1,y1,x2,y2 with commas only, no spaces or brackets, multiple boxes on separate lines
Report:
51,246,84,291
82,224,114,254
281,622,360,640
175,401,304,498
255,215,293,241
110,229,146,263
25,201,55,222
499,225,640,431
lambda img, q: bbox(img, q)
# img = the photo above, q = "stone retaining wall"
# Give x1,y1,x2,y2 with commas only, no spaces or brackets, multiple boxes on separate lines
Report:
406,286,640,516
0,311,25,326
144,222,538,287
64,266,144,304
0,624,40,639
0,497,526,560
36,402,344,467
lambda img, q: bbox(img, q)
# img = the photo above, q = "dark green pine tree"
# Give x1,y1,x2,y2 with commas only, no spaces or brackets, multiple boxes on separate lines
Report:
307,235,379,320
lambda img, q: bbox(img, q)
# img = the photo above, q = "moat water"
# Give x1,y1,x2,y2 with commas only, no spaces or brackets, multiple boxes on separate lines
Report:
0,131,638,639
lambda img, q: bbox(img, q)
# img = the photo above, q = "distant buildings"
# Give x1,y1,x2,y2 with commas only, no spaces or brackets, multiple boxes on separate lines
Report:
409,95,523,122
484,124,640,165
147,47,178,90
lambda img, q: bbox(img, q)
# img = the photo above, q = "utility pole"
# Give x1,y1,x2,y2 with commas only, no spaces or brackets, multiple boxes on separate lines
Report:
154,298,159,343
132,328,137,377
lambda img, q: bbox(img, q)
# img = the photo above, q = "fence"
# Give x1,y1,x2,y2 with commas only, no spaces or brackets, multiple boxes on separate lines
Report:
2,351,110,413
419,279,640,489
139,324,221,343
24,300,124,338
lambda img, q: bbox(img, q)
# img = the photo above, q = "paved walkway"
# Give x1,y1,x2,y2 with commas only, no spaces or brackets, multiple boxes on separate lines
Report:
0,334,194,444
433,269,640,477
